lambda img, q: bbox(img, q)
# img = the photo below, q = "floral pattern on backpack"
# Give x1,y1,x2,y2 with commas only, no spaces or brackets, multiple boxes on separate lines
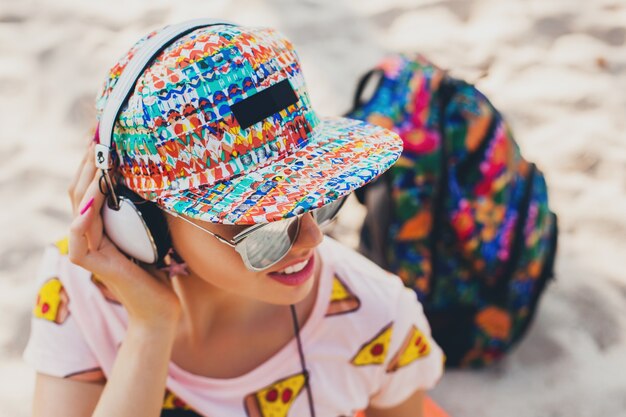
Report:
349,54,558,368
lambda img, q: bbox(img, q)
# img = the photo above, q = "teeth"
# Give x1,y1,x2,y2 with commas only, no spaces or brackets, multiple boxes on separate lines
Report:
278,259,308,275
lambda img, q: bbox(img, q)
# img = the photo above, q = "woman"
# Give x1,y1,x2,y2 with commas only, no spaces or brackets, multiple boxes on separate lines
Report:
24,20,443,417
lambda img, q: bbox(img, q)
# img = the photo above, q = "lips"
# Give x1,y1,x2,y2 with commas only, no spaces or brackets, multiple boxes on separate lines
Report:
267,255,315,287
276,259,309,274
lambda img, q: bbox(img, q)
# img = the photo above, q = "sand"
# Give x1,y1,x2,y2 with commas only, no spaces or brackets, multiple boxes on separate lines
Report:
1,0,625,415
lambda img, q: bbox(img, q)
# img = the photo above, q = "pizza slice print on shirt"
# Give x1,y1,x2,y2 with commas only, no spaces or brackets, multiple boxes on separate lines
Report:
54,236,69,255
33,278,70,324
350,322,393,366
325,274,361,317
161,389,202,416
244,372,306,417
64,367,107,383
386,325,431,373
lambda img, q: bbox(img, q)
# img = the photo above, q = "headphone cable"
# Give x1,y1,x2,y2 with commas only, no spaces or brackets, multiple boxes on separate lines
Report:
290,304,316,417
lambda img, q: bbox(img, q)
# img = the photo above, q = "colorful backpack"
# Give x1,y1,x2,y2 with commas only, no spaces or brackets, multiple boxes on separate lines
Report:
347,54,559,368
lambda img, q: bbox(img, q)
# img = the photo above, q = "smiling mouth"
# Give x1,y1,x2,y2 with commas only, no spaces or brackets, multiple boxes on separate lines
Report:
275,259,310,275
267,255,316,287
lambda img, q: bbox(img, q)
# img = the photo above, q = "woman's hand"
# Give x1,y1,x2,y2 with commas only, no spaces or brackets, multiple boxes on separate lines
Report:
67,142,182,328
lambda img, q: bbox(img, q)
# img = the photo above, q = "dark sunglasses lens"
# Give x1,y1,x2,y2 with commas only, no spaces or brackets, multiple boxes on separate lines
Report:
313,197,346,226
240,217,300,269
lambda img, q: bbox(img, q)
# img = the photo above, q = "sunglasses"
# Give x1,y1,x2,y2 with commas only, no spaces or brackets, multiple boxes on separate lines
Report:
170,196,347,271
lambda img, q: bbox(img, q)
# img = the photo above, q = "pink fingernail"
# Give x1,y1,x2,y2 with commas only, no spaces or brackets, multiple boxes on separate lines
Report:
80,197,95,215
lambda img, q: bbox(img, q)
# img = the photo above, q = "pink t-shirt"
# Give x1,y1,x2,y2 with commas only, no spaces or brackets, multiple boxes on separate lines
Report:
24,236,444,416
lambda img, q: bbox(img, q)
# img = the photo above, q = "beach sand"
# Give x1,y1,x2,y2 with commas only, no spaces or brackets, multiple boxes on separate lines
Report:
1,0,625,415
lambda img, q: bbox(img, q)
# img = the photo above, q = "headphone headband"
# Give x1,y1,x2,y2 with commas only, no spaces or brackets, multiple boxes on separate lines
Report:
95,18,235,170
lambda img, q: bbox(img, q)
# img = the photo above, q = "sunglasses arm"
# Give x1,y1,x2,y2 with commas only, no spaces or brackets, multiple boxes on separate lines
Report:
164,210,237,248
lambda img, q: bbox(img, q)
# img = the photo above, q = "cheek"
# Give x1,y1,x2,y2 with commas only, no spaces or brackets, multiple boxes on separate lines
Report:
168,222,317,304
168,225,263,293
173,232,248,278
186,243,240,273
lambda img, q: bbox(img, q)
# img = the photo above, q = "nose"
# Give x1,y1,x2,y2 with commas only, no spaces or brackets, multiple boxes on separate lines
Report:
292,213,324,252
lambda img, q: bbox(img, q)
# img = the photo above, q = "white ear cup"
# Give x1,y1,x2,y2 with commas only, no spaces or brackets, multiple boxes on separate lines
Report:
102,197,158,264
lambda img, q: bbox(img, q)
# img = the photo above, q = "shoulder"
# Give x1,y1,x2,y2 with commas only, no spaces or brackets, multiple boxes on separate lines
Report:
24,237,113,382
316,236,427,360
36,237,90,285
33,237,121,320
32,238,84,323
314,237,444,405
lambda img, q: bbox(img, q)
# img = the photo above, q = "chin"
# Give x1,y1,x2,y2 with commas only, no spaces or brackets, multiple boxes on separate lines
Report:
259,274,317,306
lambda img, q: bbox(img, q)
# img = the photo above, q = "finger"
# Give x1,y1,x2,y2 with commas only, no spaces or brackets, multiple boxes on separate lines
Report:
68,146,90,202
68,143,94,192
78,171,106,213
68,198,97,268
74,145,98,204
69,174,110,267
70,144,99,215
68,209,112,272
80,173,108,252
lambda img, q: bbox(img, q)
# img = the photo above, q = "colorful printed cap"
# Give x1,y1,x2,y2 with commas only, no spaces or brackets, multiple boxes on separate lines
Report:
96,23,402,224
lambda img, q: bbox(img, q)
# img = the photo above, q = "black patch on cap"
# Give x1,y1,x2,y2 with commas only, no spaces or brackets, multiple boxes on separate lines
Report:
231,79,298,129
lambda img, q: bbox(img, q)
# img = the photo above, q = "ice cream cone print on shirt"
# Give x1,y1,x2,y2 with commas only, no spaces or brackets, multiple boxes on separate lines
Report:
325,275,361,317
350,322,393,366
386,325,431,373
244,373,306,417
33,278,69,324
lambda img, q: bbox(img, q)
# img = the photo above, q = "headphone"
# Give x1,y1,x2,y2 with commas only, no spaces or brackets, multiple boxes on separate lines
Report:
95,19,235,265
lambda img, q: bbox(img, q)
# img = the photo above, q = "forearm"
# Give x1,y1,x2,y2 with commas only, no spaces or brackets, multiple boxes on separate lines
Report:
92,321,177,417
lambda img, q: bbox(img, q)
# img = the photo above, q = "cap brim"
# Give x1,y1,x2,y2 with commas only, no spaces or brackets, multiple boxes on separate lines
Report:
157,117,402,224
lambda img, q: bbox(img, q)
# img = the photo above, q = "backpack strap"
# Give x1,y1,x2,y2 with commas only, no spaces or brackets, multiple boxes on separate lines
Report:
357,175,393,270
349,68,385,115
349,67,386,206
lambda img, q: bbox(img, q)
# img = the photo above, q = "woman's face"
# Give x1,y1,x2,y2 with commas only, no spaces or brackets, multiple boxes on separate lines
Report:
166,213,324,305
